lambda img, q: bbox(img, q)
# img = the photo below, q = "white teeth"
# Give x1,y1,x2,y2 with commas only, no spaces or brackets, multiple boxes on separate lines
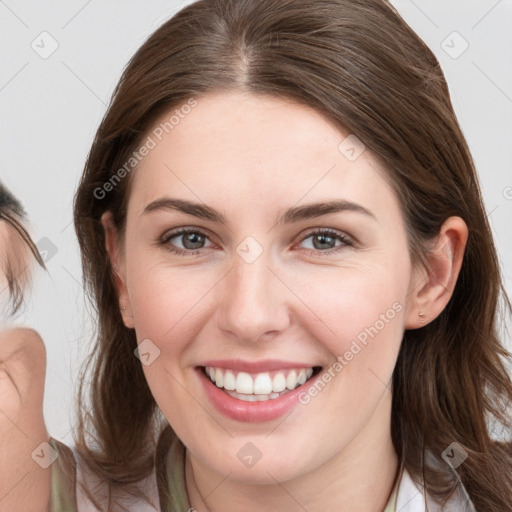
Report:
235,372,253,394
225,389,291,401
272,373,287,392
214,368,223,388
223,370,236,391
286,370,297,390
204,366,317,399
253,373,273,394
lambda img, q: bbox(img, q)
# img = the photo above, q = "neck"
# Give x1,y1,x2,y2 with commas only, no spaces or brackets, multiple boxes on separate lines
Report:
185,389,399,512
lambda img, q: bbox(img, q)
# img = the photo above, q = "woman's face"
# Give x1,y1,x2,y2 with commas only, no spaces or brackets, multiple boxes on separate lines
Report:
108,91,421,483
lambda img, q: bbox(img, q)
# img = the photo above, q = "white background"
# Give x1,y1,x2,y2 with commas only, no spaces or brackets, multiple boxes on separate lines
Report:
1,0,511,444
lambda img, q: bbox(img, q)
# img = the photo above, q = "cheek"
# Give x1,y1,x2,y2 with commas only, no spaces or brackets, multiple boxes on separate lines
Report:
126,263,210,420
127,260,214,341
128,248,410,357
287,259,409,360
287,263,408,435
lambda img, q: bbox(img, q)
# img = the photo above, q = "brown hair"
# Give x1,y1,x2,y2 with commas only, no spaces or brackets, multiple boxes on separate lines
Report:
72,0,512,509
0,181,45,316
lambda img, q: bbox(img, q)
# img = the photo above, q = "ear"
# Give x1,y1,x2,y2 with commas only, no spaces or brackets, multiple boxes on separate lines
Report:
405,216,468,329
100,211,134,329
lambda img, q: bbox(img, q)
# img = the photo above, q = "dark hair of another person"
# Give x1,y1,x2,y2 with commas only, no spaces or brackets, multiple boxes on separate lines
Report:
0,181,45,315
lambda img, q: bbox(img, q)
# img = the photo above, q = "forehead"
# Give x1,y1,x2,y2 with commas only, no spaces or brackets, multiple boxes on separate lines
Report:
128,91,399,222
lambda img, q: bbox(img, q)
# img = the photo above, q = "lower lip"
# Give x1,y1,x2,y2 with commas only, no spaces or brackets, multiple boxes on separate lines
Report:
197,367,321,423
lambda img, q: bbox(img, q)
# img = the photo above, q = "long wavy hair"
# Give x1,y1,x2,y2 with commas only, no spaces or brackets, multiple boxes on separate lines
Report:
72,0,512,509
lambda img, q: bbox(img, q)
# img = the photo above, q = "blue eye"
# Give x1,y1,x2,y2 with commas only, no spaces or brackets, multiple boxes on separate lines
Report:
160,227,353,256
299,229,353,254
161,228,212,256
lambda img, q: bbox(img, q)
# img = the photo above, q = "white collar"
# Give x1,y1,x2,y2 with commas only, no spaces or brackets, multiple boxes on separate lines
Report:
396,466,477,511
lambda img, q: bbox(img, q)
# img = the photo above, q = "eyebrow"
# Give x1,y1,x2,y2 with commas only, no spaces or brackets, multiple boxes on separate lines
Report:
141,197,376,224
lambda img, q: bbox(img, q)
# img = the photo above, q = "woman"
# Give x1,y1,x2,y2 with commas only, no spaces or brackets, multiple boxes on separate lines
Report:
2,0,511,510
0,181,45,316
0,181,50,511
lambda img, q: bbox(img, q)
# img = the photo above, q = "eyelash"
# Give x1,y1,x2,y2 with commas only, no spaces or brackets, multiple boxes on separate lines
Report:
159,227,354,257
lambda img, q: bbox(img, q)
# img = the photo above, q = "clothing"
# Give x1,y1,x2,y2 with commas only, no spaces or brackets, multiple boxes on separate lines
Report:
49,436,476,511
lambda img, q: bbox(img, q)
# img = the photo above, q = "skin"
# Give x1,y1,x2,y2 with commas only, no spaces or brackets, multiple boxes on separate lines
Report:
0,326,51,512
0,222,50,512
102,91,468,512
0,218,31,311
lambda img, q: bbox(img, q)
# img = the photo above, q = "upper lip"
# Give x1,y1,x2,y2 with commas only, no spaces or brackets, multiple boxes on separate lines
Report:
199,359,319,373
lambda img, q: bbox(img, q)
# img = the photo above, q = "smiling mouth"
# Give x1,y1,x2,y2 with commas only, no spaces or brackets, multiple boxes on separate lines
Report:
200,365,323,402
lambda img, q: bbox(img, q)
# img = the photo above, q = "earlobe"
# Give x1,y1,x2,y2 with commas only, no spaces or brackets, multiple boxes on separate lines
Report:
100,211,134,329
405,216,468,329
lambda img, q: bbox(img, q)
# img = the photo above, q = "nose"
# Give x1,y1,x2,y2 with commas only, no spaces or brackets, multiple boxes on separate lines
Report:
215,246,291,344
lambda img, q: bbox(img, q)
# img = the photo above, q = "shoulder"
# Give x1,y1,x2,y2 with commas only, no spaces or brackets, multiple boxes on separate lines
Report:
48,437,161,512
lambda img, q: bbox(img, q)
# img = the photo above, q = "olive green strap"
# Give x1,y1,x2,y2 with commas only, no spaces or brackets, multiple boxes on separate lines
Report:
48,437,78,512
383,483,399,512
157,434,191,512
